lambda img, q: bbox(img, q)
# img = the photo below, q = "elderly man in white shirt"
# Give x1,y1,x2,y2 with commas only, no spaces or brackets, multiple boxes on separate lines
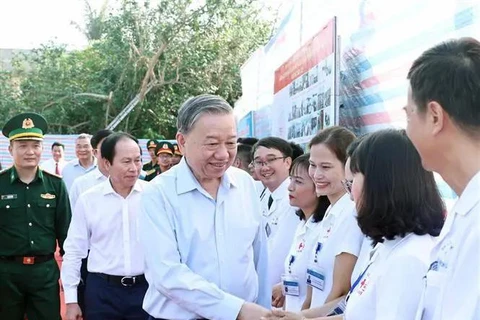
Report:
69,129,113,208
404,38,480,320
62,132,148,320
252,137,299,289
139,94,270,320
62,133,97,191
40,141,67,175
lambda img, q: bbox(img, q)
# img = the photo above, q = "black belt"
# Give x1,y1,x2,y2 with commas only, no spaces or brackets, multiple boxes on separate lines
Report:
0,253,54,265
93,273,146,287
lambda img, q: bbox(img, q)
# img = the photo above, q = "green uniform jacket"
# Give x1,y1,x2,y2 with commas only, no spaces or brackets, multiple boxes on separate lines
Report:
0,166,72,256
143,161,160,182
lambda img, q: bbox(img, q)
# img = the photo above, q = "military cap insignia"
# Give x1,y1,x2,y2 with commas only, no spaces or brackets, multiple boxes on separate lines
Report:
22,118,35,129
149,141,156,148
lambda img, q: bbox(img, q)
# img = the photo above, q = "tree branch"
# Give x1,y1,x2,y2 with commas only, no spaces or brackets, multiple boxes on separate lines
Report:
41,92,110,111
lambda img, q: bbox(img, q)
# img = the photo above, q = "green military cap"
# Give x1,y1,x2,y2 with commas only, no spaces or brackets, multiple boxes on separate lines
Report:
155,141,174,156
146,139,159,150
2,112,48,141
172,143,182,156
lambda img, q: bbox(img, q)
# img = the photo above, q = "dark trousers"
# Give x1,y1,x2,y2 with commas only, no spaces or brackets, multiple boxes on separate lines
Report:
85,272,149,320
0,259,60,320
78,256,88,313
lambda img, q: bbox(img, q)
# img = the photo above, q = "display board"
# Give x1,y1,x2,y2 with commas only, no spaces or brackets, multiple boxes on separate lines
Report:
272,18,338,144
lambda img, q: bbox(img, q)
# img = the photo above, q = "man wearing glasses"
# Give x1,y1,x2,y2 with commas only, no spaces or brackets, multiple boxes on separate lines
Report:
252,137,299,289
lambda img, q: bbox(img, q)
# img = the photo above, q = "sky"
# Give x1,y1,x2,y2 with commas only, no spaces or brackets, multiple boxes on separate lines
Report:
0,0,97,49
0,0,287,50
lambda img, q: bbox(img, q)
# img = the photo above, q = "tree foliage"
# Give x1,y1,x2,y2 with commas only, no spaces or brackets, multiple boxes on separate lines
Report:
1,0,271,138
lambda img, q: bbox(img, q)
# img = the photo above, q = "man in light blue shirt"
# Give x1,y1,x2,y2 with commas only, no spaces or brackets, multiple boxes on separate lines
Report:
139,94,270,320
69,130,113,209
62,133,97,191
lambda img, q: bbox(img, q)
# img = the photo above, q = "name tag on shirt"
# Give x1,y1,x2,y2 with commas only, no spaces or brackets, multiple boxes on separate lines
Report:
306,266,325,291
282,274,300,296
1,194,17,200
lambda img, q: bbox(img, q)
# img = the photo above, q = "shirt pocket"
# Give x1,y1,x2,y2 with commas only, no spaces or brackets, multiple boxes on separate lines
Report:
35,198,57,225
0,200,24,226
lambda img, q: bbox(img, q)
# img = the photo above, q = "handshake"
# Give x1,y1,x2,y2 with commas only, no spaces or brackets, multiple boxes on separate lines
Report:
237,302,305,320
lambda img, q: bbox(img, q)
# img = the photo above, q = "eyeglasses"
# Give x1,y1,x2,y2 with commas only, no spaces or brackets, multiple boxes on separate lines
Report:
252,156,286,168
341,179,353,194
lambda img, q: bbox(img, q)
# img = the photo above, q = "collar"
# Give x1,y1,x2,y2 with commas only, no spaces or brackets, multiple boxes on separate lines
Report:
175,157,237,195
271,177,290,200
452,170,480,217
298,214,318,235
325,193,352,219
10,166,43,184
72,157,97,168
375,233,414,260
91,168,106,180
101,178,143,196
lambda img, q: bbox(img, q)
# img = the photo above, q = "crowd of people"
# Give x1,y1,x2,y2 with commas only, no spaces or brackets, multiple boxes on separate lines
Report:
0,37,478,320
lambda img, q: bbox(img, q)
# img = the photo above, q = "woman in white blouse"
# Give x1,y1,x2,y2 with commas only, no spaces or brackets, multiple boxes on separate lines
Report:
271,154,330,311
302,126,365,309
263,129,445,320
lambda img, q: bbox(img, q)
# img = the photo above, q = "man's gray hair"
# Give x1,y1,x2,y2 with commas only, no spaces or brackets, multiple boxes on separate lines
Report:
76,133,92,141
177,94,233,134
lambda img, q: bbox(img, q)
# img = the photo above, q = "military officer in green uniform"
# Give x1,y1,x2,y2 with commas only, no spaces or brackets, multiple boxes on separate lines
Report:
0,113,72,320
144,141,174,181
142,139,159,182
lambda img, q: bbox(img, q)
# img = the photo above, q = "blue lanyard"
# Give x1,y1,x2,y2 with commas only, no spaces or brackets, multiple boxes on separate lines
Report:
346,262,372,302
313,242,323,263
288,255,296,273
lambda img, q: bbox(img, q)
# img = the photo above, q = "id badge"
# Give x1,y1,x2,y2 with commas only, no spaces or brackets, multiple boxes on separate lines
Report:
306,266,325,291
281,274,300,297
265,223,272,238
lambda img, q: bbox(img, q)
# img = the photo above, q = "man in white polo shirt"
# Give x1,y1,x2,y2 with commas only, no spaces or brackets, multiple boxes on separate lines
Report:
405,37,480,320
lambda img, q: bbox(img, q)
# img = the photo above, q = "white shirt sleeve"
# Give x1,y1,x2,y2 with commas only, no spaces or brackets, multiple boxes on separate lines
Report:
375,255,426,320
139,183,245,320
61,196,90,303
336,210,363,257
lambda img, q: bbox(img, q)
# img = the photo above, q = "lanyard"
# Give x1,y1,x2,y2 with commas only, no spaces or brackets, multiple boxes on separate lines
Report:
313,242,323,263
346,261,373,302
288,255,296,273
260,187,267,200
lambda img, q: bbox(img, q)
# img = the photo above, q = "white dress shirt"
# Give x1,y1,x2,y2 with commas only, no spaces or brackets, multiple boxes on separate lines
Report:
416,171,480,320
40,158,66,175
284,216,323,312
61,179,147,304
310,194,364,307
62,158,97,191
263,177,299,288
139,158,270,320
69,168,107,209
345,234,435,320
